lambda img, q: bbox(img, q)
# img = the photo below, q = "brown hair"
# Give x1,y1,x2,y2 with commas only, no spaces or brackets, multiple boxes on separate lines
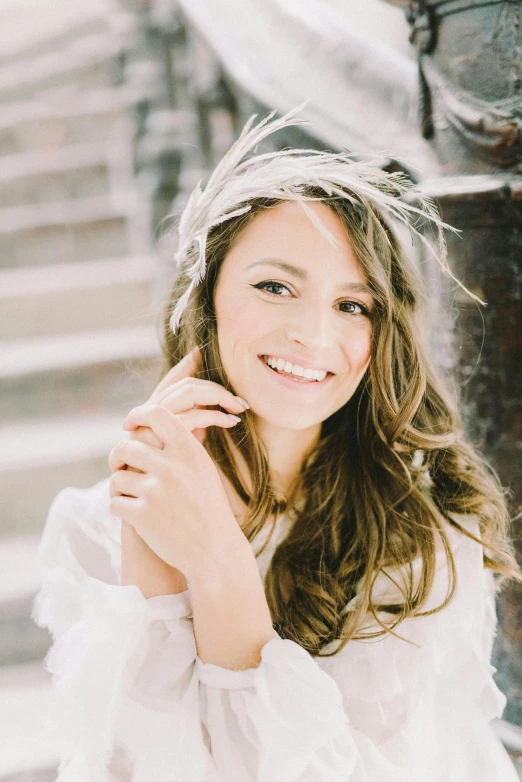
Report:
159,186,522,658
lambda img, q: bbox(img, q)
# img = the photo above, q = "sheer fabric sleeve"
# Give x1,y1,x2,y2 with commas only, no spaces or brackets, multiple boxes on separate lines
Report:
194,516,516,782
31,478,219,782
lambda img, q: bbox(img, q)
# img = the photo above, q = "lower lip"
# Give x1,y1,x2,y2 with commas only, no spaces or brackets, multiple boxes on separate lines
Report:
258,356,334,390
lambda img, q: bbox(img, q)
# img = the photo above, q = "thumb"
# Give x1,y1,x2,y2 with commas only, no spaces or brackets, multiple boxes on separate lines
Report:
150,345,202,401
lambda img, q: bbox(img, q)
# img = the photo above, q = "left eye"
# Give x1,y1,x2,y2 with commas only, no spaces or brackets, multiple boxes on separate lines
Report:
255,281,291,297
252,281,370,317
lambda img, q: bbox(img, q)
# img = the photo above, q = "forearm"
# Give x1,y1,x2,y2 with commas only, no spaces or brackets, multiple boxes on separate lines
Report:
121,520,188,598
189,532,275,670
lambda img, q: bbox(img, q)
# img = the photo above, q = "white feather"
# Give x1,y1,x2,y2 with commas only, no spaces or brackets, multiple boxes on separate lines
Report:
168,103,481,334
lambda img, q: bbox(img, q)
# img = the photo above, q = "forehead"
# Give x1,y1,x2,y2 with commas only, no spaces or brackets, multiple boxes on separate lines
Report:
222,200,364,278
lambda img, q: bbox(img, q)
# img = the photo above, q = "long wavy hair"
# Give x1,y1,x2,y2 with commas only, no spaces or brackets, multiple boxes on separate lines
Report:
159,184,522,658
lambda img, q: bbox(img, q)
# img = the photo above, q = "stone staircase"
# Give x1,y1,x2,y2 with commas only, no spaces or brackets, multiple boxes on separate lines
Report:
0,3,165,777
1,2,521,780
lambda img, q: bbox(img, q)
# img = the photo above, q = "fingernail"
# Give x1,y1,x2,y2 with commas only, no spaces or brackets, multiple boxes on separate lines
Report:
235,396,250,409
227,414,242,424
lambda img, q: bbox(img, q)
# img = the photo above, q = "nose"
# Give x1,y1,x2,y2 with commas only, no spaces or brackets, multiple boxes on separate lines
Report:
283,303,333,353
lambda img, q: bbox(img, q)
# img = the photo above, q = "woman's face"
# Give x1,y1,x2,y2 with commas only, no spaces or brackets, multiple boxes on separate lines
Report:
213,200,373,432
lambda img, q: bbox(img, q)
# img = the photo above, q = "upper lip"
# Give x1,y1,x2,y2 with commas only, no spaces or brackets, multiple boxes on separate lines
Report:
259,352,334,374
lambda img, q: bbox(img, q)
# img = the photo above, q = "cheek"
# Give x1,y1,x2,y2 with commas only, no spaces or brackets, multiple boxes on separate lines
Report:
347,326,372,368
217,298,272,349
358,334,372,369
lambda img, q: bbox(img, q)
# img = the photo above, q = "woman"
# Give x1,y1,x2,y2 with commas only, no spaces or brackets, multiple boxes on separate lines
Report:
32,105,521,781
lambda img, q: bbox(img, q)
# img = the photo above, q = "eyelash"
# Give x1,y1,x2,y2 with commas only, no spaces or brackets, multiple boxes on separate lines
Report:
251,281,371,317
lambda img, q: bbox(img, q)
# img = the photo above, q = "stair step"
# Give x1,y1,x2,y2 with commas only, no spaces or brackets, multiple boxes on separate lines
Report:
0,324,162,421
0,32,118,104
0,536,42,604
0,142,111,208
0,593,49,671
0,411,128,474
0,536,53,669
0,661,58,779
0,412,123,537
0,141,109,180
0,536,49,668
0,90,129,156
0,324,160,378
0,535,52,672
0,767,57,782
0,195,132,267
0,0,110,65
0,255,158,340
0,535,46,672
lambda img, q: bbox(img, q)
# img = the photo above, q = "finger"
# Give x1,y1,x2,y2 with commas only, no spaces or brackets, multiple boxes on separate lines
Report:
176,408,243,432
108,438,162,473
109,468,145,498
125,403,243,441
109,494,142,522
127,426,164,450
124,428,164,474
157,380,249,415
123,404,188,448
149,346,201,401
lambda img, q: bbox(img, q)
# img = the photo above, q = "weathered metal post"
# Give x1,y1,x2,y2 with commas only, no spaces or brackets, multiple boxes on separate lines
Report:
389,0,522,729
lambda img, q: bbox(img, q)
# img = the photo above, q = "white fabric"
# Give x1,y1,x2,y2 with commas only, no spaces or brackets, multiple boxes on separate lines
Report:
32,477,518,781
176,0,440,175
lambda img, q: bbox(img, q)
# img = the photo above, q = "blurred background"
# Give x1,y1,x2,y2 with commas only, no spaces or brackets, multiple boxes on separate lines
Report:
0,0,520,778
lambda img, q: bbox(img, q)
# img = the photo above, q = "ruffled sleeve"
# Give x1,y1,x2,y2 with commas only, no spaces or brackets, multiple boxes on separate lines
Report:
194,515,517,782
31,478,219,782
33,480,516,781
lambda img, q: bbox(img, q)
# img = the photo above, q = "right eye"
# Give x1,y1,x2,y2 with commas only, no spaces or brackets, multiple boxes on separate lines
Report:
252,281,292,297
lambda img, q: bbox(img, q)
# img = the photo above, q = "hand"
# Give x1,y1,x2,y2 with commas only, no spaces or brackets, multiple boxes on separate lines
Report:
112,346,249,590
115,345,250,506
108,404,247,579
144,345,250,446
119,426,189,596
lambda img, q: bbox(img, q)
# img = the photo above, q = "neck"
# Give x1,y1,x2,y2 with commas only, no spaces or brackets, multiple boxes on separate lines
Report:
214,420,320,524
256,419,321,495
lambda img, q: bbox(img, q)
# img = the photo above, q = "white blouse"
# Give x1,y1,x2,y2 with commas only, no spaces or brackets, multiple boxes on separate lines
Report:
32,477,518,782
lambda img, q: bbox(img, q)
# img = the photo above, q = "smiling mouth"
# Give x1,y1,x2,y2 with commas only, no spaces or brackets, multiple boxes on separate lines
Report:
258,355,334,385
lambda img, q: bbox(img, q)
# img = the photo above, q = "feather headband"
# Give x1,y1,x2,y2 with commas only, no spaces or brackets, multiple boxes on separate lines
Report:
168,101,480,334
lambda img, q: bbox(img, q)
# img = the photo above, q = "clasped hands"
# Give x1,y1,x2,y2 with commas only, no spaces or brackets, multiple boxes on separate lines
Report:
108,347,250,580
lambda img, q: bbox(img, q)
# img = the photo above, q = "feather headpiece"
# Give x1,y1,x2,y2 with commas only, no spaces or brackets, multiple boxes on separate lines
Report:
168,101,479,334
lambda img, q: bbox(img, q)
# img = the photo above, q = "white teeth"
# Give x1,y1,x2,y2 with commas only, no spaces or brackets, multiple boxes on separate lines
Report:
263,355,328,382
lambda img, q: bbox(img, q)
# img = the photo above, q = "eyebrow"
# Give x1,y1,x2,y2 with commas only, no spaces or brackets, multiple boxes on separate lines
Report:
246,259,373,295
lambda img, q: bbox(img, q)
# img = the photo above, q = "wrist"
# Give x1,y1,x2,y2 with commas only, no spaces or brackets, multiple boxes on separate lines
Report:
121,520,188,597
187,532,275,669
185,524,252,588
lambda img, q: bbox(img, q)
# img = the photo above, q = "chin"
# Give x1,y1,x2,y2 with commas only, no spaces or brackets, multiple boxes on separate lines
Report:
253,405,326,431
